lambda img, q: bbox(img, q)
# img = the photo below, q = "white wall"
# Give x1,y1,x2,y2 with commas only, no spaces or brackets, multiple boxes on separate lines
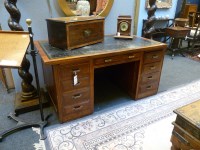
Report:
0,0,177,91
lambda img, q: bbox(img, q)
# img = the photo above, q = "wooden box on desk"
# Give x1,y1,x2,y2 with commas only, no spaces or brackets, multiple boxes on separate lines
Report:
46,16,104,50
173,100,200,140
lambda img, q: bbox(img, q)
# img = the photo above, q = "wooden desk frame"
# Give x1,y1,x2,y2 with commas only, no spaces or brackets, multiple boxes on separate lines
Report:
35,36,166,123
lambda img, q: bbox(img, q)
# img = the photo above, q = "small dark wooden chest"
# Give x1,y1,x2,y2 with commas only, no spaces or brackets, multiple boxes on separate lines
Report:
46,16,104,50
171,100,200,149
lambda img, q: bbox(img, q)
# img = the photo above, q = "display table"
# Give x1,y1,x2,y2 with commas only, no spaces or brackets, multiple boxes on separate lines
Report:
171,100,200,149
35,35,167,123
0,27,49,141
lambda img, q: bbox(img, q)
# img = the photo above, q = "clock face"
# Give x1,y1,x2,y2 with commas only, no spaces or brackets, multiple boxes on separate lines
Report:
120,22,129,32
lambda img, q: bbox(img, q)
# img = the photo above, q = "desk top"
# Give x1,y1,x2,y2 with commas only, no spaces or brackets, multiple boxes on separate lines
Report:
35,35,166,65
174,100,200,129
0,31,30,68
166,27,190,38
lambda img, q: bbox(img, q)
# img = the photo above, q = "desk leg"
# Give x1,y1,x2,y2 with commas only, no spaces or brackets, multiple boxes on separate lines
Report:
169,38,183,59
169,38,175,59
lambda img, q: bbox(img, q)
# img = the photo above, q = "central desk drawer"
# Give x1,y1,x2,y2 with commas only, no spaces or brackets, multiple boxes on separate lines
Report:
94,52,141,67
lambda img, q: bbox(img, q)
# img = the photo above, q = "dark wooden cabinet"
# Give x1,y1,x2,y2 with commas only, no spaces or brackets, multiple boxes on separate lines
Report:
35,36,166,123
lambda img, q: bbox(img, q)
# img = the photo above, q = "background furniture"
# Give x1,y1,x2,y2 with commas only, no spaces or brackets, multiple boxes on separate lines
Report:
181,4,198,18
188,11,200,27
174,18,189,27
142,18,174,42
171,100,200,149
35,36,166,123
185,20,200,50
166,26,190,58
143,0,157,39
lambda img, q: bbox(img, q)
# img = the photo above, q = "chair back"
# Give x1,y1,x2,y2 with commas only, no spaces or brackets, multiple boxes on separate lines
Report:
191,19,200,40
186,19,200,49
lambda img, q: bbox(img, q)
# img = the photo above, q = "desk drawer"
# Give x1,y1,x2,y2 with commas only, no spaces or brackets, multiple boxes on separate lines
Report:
142,62,162,74
137,82,159,98
143,50,163,64
62,87,90,106
123,52,141,60
94,52,141,67
59,62,90,81
61,77,90,92
139,81,159,93
141,72,160,83
62,100,92,121
94,55,122,66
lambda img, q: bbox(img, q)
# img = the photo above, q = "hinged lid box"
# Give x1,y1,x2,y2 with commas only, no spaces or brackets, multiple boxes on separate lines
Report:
46,16,104,50
173,100,200,140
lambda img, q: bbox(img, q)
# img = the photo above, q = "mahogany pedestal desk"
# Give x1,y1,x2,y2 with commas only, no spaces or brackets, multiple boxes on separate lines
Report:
35,35,167,123
171,100,200,150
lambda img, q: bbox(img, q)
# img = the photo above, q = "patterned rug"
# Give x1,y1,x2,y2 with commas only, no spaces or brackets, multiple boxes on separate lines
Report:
41,80,200,150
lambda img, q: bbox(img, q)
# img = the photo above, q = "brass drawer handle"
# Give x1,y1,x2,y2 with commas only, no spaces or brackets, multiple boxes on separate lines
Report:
72,93,82,99
84,30,91,37
146,85,152,89
152,55,159,59
128,55,135,59
73,105,82,110
104,59,112,63
150,66,156,70
147,76,153,79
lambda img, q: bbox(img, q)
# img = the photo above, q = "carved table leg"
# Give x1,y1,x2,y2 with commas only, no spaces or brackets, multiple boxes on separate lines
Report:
143,0,157,39
4,0,48,114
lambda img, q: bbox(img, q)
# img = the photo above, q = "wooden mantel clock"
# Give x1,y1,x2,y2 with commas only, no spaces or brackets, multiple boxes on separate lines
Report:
114,15,133,39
